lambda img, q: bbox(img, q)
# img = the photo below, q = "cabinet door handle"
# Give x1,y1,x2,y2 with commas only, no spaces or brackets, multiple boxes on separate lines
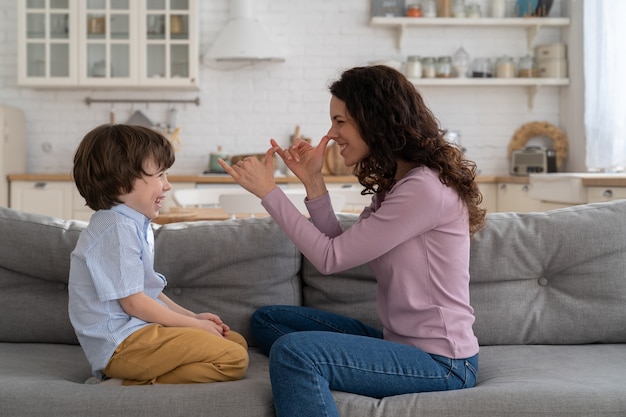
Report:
603,189,613,198
34,182,48,189
522,185,529,192
499,184,507,191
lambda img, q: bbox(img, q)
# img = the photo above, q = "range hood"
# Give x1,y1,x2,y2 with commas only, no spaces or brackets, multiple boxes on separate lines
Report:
205,0,285,63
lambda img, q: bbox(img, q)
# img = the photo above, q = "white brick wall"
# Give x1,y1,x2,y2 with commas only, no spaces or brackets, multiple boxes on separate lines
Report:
0,0,570,176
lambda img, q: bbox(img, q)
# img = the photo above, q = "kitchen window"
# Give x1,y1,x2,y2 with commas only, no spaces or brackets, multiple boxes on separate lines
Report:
583,0,626,172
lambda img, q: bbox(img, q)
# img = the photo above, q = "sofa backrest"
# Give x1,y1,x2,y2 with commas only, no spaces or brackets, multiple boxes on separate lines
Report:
154,217,302,345
469,200,626,345
303,201,626,346
301,214,381,329
0,207,83,344
2,199,625,348
0,207,302,347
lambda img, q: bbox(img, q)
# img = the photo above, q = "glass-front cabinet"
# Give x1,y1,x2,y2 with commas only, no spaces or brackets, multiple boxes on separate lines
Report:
141,0,195,87
18,0,76,86
18,0,197,88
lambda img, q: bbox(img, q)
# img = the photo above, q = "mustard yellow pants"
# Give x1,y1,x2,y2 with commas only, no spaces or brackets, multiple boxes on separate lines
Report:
103,324,249,385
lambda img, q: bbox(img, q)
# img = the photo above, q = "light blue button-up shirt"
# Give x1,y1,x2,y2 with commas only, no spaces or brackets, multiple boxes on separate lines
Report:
68,204,167,378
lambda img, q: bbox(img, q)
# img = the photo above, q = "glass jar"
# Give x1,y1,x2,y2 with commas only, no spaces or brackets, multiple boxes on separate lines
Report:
422,0,438,17
436,56,453,78
452,0,466,17
421,57,436,78
518,54,537,78
466,3,482,18
406,4,422,17
495,55,515,78
471,58,493,78
452,46,470,78
406,55,422,78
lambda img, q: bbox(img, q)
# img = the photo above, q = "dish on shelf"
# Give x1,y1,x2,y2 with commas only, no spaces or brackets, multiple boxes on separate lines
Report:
515,0,553,17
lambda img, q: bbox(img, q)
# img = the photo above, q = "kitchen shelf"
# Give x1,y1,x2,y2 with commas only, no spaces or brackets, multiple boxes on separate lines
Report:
409,78,569,86
370,17,571,51
371,16,571,109
410,77,569,109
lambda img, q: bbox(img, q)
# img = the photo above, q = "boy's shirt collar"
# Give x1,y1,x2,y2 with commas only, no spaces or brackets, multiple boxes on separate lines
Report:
111,203,151,232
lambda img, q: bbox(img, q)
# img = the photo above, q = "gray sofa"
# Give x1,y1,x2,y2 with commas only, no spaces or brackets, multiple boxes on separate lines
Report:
1,200,626,417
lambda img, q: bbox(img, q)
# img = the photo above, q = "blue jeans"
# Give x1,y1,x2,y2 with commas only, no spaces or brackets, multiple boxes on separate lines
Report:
250,305,479,417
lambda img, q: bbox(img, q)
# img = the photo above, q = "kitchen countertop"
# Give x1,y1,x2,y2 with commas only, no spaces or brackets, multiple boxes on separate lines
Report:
7,173,626,187
8,173,358,184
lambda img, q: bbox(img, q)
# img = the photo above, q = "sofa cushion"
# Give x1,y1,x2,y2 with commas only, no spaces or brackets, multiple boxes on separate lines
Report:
333,344,626,417
0,207,83,344
154,217,302,345
0,343,275,417
470,200,626,345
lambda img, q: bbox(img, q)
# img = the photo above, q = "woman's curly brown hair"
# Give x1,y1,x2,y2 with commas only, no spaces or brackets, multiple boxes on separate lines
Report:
329,65,486,235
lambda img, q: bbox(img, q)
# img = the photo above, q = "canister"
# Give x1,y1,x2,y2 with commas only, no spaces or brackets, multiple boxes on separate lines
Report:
535,43,567,60
537,58,567,78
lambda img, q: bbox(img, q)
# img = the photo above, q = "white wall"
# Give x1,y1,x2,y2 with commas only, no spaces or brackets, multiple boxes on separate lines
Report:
0,0,579,176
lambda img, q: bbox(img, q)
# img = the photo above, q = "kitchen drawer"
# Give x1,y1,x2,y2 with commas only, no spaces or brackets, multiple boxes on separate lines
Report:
586,186,626,203
10,180,72,219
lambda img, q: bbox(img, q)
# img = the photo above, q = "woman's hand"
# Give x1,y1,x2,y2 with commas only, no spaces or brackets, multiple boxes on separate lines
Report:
273,136,331,181
273,136,332,199
218,149,278,199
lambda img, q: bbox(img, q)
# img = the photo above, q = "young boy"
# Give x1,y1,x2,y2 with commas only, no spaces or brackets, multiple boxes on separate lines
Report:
69,124,248,385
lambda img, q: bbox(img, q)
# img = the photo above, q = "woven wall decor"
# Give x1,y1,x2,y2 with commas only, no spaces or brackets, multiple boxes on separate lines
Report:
508,121,568,171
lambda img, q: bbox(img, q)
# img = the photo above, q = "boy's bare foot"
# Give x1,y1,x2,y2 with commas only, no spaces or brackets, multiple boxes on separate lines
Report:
100,378,124,386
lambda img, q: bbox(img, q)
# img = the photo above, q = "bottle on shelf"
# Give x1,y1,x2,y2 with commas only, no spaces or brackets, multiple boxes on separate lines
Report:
438,0,452,17
452,46,471,78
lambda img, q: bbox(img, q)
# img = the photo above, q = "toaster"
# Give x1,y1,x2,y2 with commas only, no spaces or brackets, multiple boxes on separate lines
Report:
510,146,557,176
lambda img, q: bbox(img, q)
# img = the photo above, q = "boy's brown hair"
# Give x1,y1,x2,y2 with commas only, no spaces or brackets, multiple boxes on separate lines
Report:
73,124,175,211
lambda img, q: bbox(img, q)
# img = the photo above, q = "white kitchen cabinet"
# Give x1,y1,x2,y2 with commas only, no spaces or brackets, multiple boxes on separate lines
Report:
71,186,94,221
496,182,540,213
18,0,197,88
10,180,73,219
1,106,27,208
369,17,570,108
586,186,626,204
478,183,497,213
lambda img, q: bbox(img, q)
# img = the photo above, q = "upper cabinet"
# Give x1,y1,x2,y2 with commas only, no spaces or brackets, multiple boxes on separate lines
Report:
18,0,198,89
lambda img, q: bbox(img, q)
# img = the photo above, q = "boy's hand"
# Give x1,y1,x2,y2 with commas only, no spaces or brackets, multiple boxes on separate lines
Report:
196,312,230,337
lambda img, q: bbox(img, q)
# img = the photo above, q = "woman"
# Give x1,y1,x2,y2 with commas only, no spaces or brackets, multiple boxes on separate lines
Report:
219,65,485,417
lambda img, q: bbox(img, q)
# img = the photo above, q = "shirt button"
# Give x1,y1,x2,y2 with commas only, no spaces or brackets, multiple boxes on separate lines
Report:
538,277,548,286
173,288,182,296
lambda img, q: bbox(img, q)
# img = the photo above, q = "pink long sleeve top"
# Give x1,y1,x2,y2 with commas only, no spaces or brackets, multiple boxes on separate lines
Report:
261,166,479,359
